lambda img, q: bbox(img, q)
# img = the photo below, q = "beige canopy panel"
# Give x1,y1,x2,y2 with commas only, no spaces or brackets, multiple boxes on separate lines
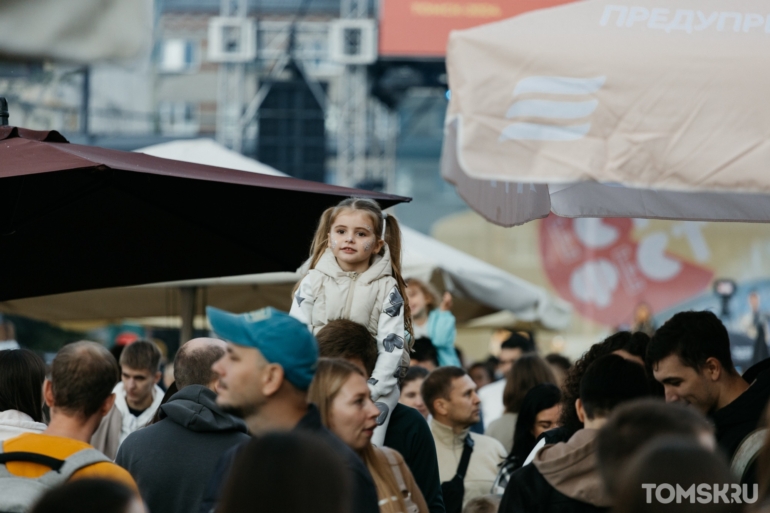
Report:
0,0,153,62
442,0,770,227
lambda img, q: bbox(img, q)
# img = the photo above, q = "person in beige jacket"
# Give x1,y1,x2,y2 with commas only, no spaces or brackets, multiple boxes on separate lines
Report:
422,367,507,509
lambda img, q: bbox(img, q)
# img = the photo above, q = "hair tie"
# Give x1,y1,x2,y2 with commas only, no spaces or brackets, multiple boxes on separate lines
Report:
381,212,388,239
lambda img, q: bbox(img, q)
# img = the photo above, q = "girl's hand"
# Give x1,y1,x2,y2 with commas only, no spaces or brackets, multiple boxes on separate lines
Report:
440,292,453,311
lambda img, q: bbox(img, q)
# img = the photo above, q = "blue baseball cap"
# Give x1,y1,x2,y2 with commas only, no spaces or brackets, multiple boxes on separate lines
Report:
206,306,318,390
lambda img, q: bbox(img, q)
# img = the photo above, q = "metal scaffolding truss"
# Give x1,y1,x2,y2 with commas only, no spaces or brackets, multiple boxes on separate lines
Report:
215,0,397,191
335,0,396,190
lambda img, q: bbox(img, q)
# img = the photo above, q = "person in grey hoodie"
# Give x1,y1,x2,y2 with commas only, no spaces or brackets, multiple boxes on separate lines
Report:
116,338,249,513
499,355,651,513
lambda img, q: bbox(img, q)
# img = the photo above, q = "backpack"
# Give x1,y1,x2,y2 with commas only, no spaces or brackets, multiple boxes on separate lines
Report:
0,441,109,513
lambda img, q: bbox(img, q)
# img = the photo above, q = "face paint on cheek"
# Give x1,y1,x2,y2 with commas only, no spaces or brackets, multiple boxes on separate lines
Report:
331,239,338,249
364,241,372,252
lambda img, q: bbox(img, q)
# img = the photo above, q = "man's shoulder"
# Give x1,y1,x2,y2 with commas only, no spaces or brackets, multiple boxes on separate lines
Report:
385,404,432,453
73,461,138,492
470,431,507,456
389,403,425,429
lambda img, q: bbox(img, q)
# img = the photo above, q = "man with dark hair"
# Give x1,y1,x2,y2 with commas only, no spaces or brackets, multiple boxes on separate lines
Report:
647,310,770,462
116,338,248,513
0,342,137,505
596,399,715,500
316,319,378,376
479,332,536,428
316,320,445,513
423,367,506,510
92,340,164,458
412,337,440,371
500,354,651,513
200,307,378,513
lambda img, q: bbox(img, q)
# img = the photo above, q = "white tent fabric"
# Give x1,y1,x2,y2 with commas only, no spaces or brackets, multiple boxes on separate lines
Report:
442,0,770,227
0,0,152,63
401,227,572,330
137,139,285,176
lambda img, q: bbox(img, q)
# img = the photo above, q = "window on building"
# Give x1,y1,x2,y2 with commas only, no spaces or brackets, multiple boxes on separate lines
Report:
157,39,199,73
158,101,200,136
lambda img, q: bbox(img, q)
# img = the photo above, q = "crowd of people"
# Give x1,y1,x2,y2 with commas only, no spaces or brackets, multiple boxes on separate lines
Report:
1,198,770,513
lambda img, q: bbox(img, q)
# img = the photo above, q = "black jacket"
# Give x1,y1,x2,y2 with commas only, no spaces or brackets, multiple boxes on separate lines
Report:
500,463,609,513
384,403,445,513
116,385,250,513
712,370,770,460
199,404,380,513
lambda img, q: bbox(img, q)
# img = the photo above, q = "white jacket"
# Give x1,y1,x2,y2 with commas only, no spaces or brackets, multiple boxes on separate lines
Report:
0,410,46,441
113,381,164,444
291,245,406,401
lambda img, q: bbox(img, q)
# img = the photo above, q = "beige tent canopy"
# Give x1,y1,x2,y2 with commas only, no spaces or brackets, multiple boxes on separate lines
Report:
442,0,770,227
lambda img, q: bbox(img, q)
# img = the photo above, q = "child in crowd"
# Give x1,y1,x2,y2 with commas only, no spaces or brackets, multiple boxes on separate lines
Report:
406,278,461,367
291,197,412,445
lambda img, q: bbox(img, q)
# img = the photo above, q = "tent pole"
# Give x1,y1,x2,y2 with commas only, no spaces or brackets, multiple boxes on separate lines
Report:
0,98,8,126
179,286,197,346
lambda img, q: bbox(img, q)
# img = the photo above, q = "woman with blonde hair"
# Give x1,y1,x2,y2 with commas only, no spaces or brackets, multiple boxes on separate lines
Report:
405,278,460,367
308,358,428,513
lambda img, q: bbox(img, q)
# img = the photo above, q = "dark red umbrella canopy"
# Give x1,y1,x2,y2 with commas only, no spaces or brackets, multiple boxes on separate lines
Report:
0,127,410,301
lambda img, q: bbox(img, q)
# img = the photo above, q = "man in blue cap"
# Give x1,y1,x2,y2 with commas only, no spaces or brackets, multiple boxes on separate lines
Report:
199,306,379,513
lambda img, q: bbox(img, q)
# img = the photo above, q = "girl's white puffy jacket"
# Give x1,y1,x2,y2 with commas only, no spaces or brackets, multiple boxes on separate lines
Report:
290,245,406,402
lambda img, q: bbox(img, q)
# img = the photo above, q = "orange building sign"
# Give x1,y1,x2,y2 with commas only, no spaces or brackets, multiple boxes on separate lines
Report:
379,0,578,57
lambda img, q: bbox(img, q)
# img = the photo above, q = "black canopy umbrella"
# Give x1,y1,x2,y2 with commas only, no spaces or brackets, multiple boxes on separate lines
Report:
0,126,409,302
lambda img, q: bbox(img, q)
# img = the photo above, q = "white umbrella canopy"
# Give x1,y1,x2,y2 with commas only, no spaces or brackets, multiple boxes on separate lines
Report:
0,0,152,63
0,227,571,330
442,0,770,227
137,139,286,177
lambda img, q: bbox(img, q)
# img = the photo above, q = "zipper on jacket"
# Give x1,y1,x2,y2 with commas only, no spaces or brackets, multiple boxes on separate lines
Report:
343,272,359,318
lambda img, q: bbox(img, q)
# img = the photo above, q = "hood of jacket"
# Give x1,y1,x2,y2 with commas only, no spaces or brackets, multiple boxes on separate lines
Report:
532,428,611,508
314,245,393,285
0,410,46,433
159,385,248,434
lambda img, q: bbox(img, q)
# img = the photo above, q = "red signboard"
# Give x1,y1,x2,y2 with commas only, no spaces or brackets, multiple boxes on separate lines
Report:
539,216,714,327
379,0,578,57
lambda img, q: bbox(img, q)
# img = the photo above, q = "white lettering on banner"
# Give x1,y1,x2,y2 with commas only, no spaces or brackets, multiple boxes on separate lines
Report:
570,259,619,308
625,6,649,27
666,9,694,33
743,13,764,32
600,5,770,34
500,76,604,142
717,12,742,32
647,8,669,29
636,232,682,281
642,484,656,504
695,11,718,31
600,5,627,27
